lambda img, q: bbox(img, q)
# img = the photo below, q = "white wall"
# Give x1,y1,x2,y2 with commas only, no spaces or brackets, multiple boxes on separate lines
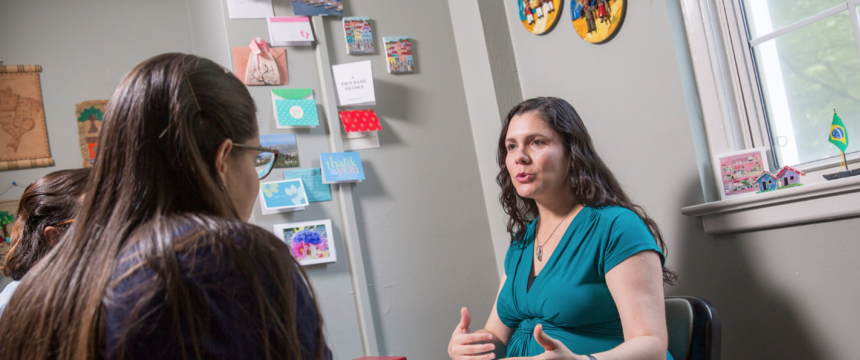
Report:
319,2,501,356
476,0,860,359
0,1,501,359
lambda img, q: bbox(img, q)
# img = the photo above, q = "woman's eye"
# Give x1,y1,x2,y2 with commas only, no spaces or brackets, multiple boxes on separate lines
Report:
507,144,516,151
533,139,543,145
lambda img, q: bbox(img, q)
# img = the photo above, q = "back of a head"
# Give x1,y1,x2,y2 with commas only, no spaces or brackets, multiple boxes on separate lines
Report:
0,54,310,360
1,168,90,280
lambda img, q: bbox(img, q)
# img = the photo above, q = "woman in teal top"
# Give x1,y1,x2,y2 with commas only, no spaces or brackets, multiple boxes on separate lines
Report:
448,98,676,360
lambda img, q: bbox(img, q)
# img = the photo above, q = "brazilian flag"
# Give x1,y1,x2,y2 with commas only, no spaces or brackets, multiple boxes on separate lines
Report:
830,112,849,153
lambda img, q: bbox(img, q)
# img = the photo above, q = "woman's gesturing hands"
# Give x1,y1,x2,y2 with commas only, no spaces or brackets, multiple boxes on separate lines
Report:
506,324,585,360
448,308,497,360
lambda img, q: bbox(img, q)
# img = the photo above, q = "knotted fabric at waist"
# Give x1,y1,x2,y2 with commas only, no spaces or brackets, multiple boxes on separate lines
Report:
506,318,624,358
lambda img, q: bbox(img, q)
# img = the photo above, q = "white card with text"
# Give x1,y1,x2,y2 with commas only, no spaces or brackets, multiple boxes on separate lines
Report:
331,60,376,107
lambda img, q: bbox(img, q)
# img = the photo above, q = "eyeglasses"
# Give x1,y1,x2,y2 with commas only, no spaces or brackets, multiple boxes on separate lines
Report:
233,143,281,180
54,219,75,227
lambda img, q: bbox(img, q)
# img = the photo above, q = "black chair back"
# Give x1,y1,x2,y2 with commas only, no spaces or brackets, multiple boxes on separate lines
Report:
665,296,721,360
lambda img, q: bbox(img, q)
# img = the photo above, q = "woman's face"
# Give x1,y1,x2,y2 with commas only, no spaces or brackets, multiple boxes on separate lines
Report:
224,136,261,221
505,111,571,203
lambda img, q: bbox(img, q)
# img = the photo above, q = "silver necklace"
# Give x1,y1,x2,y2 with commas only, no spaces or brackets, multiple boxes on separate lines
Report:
536,207,573,262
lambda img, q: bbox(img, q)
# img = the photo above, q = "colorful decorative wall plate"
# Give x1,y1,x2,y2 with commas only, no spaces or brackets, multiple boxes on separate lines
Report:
517,0,563,35
571,0,626,44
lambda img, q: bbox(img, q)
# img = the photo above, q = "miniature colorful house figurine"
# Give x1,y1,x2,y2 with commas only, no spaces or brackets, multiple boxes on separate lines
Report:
776,166,806,188
755,171,778,193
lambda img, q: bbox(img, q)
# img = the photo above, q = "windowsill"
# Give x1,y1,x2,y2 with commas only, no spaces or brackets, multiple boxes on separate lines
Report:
681,173,860,234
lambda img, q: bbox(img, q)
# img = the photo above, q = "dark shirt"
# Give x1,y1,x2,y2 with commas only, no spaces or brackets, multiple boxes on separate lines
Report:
103,217,331,360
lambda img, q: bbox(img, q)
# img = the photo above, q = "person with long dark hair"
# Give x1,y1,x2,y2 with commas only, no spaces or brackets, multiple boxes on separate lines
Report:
448,97,676,360
0,54,330,360
0,168,90,317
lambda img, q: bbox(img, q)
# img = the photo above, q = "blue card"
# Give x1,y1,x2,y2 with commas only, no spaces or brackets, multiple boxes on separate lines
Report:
272,89,319,128
259,179,309,214
320,152,365,184
283,168,332,203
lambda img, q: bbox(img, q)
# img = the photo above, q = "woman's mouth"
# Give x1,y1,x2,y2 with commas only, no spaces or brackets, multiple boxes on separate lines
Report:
515,173,534,182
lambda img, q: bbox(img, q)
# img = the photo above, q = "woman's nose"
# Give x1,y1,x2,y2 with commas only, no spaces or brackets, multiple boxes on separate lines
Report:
515,149,530,164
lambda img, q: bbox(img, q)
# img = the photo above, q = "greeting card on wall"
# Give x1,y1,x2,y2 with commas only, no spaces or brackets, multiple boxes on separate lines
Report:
260,133,299,168
75,100,108,168
274,219,336,266
268,17,314,46
271,89,319,128
716,147,768,200
339,109,381,138
343,17,374,54
0,65,54,171
232,39,288,86
517,0,563,35
383,37,414,74
320,152,365,184
1,199,19,245
291,0,344,16
331,60,376,107
226,0,274,19
571,0,625,44
259,178,309,214
283,168,332,202
339,110,382,150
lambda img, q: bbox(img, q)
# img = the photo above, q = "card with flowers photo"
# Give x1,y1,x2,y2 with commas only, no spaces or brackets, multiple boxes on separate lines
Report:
274,219,336,266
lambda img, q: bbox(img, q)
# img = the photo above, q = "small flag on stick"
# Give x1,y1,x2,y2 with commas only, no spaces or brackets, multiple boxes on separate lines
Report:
830,109,849,170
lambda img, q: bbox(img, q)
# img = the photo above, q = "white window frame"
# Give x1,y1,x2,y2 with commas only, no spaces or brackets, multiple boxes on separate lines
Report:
679,0,860,233
681,0,860,181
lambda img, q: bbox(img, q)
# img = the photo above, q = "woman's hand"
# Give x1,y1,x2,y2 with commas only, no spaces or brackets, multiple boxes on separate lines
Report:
507,325,588,360
448,307,497,360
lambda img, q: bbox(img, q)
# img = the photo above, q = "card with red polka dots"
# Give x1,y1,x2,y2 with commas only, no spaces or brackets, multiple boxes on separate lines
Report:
338,110,382,133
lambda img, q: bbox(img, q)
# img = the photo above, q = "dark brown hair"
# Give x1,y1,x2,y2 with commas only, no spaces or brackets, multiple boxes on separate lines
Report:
0,53,324,359
497,97,677,284
1,168,90,280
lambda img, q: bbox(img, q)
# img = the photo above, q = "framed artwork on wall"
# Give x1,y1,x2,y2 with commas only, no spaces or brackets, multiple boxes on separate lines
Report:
274,219,337,266
75,100,108,168
571,0,626,44
517,0,563,35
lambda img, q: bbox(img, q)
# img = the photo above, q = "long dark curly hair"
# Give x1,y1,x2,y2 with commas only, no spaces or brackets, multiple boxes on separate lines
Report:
496,97,677,284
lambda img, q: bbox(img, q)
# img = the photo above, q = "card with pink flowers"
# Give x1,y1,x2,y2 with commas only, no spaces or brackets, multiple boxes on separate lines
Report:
273,219,336,266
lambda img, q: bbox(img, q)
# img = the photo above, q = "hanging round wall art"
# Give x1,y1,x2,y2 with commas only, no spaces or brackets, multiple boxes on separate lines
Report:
517,0,564,35
571,0,626,44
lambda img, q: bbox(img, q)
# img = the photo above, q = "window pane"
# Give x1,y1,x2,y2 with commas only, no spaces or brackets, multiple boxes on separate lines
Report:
752,11,860,166
742,0,844,39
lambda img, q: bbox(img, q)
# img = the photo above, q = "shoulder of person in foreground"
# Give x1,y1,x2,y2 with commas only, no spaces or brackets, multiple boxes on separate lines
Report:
104,213,331,360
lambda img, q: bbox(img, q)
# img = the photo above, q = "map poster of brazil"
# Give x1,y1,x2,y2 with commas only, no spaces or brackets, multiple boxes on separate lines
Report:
0,65,53,171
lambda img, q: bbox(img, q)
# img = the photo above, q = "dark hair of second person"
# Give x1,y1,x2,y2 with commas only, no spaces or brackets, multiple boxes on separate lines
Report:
2,168,90,280
0,53,329,360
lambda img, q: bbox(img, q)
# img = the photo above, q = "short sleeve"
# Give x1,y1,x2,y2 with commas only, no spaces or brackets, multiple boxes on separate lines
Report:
601,209,665,276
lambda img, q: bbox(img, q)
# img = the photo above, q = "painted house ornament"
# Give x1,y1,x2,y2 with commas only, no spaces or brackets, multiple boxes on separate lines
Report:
571,0,626,44
517,0,563,35
755,166,806,193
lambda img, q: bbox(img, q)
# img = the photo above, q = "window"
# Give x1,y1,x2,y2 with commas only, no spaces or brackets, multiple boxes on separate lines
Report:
678,0,860,185
737,0,860,168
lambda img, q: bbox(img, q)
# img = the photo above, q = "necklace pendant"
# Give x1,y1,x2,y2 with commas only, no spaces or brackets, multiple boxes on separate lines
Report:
537,246,543,262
